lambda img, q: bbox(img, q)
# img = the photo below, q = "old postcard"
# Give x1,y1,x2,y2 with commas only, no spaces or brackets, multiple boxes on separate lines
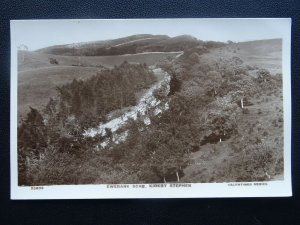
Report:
10,18,292,199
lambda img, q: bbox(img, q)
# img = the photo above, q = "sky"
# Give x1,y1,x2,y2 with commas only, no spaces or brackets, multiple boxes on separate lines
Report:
11,18,290,51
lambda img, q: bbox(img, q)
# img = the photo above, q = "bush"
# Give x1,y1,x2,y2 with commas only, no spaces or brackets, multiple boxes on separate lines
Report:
222,142,283,181
262,131,269,136
242,108,250,114
49,58,59,64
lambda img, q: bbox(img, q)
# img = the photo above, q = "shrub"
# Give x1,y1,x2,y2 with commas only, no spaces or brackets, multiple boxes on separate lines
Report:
262,131,269,136
248,127,254,134
242,108,250,114
222,142,283,182
49,58,59,64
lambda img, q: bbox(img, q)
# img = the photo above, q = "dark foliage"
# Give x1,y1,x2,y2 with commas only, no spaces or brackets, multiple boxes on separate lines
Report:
17,62,156,185
168,72,182,96
49,57,59,64
55,62,156,129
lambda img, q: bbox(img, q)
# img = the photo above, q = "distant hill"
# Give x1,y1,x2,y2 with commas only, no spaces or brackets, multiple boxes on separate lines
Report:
37,34,169,56
36,34,206,56
230,39,282,58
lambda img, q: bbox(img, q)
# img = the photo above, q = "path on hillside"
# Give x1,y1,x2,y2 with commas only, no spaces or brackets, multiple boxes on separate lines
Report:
122,51,183,56
112,38,162,47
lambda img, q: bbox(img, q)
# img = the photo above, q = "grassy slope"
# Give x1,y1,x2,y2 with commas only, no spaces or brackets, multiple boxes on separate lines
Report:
18,50,179,71
182,90,283,182
36,34,170,55
201,39,282,75
18,66,102,118
36,34,200,57
181,39,284,182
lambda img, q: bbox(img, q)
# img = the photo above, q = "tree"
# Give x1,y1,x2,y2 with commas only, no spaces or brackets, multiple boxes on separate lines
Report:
201,95,239,143
18,107,47,185
18,107,47,153
18,44,28,62
168,72,182,96
49,58,59,64
205,71,223,97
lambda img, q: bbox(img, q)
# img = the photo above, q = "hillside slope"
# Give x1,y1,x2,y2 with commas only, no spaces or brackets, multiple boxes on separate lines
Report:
201,39,282,75
37,34,170,56
36,34,203,56
179,39,283,182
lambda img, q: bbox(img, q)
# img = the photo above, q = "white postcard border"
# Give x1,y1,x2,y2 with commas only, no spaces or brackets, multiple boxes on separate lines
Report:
10,18,292,199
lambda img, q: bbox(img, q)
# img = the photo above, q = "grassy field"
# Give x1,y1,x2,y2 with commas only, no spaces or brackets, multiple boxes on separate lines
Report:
19,51,181,71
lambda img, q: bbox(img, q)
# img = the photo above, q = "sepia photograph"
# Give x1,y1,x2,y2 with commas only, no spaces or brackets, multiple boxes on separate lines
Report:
10,19,292,199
